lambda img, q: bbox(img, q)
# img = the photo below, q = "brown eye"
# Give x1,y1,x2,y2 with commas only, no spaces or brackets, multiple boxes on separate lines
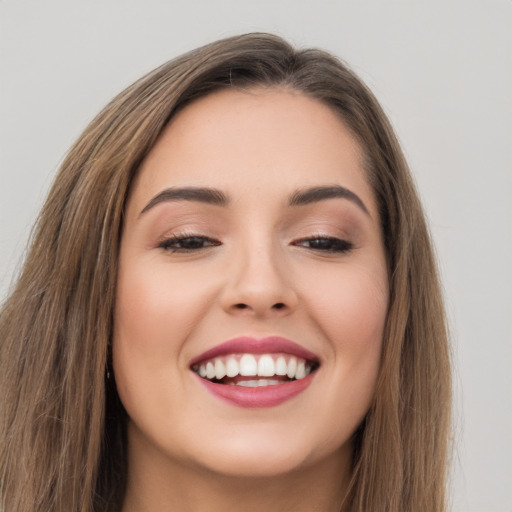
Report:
158,235,221,252
294,237,353,253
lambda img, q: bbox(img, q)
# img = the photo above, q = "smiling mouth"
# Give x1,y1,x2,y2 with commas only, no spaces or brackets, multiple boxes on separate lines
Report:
191,353,320,387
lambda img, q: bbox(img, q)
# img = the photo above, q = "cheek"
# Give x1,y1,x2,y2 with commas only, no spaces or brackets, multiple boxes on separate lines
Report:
114,260,213,352
287,262,388,457
112,259,216,404
307,264,388,347
300,261,388,397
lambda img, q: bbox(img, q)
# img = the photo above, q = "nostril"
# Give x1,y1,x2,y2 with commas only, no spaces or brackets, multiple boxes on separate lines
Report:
230,302,289,313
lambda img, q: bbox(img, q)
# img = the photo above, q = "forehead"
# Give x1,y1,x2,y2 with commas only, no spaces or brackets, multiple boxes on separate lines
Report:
130,87,376,216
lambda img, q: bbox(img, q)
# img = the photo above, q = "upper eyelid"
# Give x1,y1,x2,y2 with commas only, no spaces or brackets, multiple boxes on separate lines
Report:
157,232,351,243
157,234,353,254
292,235,353,246
291,233,351,243
157,234,220,252
158,233,218,242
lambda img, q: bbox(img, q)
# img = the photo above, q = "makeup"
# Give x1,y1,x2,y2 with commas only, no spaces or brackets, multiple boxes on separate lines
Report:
190,337,320,408
114,87,388,484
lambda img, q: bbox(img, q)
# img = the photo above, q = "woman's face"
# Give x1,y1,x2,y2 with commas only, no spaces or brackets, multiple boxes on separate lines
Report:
114,88,389,478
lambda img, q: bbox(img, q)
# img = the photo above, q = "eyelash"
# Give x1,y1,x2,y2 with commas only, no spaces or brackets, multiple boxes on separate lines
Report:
157,233,221,252
157,233,353,254
292,236,354,253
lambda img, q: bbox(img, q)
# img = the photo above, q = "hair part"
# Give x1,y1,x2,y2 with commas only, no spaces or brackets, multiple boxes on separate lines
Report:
0,33,451,511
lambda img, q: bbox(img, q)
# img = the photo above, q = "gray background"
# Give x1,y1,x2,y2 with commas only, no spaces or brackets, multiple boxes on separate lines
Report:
1,1,511,510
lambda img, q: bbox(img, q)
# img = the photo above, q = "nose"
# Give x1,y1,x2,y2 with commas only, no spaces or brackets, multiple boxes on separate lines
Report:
220,244,298,318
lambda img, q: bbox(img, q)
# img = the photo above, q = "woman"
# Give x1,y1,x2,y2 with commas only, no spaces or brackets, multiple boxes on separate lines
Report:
0,33,451,511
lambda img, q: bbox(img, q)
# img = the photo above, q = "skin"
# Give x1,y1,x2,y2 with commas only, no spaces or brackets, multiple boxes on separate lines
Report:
114,87,389,512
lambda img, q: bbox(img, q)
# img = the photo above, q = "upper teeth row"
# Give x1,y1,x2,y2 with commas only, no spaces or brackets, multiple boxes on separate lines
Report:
194,354,313,381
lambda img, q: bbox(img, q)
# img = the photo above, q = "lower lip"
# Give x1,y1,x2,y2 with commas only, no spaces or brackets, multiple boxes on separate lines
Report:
195,373,316,408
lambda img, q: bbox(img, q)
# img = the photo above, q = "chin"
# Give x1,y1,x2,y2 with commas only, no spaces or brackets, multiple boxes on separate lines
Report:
205,450,307,478
182,427,349,479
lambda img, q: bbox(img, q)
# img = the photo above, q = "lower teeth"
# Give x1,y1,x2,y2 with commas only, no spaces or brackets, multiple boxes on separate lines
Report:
230,379,283,387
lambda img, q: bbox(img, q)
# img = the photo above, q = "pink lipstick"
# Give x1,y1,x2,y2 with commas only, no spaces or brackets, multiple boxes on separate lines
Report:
190,336,319,408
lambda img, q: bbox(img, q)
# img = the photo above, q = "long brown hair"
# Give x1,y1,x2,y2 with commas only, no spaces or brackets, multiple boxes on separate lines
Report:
0,33,451,511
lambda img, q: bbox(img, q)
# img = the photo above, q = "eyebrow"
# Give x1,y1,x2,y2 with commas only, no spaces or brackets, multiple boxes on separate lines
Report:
139,184,369,217
139,187,229,216
288,185,370,215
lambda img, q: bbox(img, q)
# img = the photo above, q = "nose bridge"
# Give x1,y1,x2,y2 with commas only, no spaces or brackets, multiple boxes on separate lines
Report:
222,233,297,316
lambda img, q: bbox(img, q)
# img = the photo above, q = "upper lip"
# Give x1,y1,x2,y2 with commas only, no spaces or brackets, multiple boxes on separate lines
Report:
189,336,320,367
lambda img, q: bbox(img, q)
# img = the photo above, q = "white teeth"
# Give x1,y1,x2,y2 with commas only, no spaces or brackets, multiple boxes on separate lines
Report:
236,379,281,388
194,353,316,382
286,357,297,379
206,362,216,380
257,355,275,377
225,357,239,378
275,356,287,375
215,359,226,379
239,354,258,376
296,360,306,380
238,380,256,387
